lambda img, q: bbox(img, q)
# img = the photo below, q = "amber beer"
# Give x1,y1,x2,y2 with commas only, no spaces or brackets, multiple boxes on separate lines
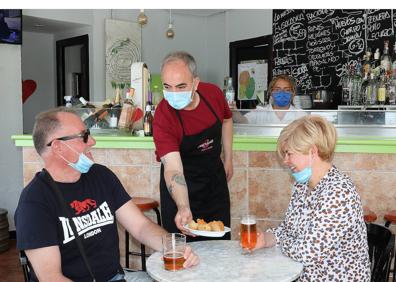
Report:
240,215,257,251
163,233,186,271
163,251,185,271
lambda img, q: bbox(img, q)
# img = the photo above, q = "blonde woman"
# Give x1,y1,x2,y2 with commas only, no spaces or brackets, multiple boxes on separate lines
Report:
255,115,370,281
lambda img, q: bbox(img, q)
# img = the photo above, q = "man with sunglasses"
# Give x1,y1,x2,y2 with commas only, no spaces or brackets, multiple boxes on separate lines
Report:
15,107,199,282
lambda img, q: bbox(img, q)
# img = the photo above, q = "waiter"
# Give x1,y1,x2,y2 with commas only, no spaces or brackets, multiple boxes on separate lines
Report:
153,51,233,241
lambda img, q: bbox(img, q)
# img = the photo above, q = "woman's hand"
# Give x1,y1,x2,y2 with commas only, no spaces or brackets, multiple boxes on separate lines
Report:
254,231,276,250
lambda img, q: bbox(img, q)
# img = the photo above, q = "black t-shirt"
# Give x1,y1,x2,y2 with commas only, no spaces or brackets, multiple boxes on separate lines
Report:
15,164,131,282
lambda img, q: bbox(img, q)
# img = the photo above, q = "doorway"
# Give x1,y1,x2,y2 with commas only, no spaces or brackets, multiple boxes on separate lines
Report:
56,34,89,106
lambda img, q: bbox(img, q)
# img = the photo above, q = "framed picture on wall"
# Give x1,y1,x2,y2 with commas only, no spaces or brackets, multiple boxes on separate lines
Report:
0,9,22,45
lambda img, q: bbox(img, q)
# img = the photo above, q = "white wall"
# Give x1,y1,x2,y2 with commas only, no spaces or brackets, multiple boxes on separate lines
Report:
22,31,56,134
0,44,23,230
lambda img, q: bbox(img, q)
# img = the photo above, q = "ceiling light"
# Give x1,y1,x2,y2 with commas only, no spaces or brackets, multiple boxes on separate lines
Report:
166,10,175,39
137,9,148,26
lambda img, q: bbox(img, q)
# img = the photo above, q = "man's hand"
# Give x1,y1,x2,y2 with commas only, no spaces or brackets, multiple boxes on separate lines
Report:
224,158,234,182
183,245,199,268
175,206,195,236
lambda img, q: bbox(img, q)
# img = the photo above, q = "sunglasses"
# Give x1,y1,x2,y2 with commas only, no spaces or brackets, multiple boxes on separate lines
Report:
46,129,90,146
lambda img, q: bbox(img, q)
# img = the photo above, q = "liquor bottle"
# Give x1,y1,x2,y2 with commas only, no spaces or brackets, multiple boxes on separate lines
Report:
79,97,96,109
118,88,135,130
225,77,235,108
365,73,377,105
377,71,387,105
381,40,392,76
392,43,396,79
362,50,372,77
143,104,153,136
371,48,381,77
83,107,109,129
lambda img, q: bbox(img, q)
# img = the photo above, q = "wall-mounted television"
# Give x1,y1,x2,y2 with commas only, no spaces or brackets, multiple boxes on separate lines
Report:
0,9,22,45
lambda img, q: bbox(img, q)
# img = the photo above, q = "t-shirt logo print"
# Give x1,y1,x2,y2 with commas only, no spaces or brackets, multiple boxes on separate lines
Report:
197,138,214,152
70,199,97,215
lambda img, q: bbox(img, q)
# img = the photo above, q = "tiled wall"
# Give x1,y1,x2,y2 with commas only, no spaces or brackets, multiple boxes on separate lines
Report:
21,147,396,268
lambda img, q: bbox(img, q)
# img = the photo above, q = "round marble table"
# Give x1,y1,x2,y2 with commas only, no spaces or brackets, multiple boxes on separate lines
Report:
146,240,303,282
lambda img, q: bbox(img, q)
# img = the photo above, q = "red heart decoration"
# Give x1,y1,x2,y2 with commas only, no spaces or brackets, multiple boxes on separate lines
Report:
22,80,37,103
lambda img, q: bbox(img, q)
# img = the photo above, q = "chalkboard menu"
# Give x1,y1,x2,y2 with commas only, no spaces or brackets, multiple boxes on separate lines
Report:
272,9,396,93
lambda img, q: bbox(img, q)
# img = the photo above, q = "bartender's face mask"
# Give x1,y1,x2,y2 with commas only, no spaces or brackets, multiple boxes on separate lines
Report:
163,82,195,110
272,90,292,107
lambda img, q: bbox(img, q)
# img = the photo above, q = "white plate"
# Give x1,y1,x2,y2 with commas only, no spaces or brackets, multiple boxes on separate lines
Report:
184,224,231,237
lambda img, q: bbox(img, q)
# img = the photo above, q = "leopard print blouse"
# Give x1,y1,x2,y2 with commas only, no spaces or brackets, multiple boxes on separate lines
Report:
269,165,371,281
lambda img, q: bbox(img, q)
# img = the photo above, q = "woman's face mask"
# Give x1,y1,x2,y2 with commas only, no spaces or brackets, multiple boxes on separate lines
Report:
163,82,195,110
272,90,292,107
290,152,312,184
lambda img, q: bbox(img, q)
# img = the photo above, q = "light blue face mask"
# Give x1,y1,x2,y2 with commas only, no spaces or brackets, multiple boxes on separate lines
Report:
291,152,312,184
59,142,94,173
163,83,194,110
291,167,312,183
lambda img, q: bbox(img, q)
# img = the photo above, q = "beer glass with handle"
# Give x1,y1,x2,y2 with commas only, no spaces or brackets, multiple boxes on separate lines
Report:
162,233,186,271
240,214,257,254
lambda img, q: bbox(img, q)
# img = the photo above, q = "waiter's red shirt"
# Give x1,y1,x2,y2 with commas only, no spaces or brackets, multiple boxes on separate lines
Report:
153,81,232,162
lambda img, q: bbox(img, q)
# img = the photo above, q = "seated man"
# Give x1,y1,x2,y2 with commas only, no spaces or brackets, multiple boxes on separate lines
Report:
15,107,199,282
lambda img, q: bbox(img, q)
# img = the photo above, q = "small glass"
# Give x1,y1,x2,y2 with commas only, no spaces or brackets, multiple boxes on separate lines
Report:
162,233,186,271
240,214,257,254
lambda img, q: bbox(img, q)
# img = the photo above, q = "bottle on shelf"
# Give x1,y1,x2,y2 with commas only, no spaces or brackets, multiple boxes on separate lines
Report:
377,70,387,105
143,103,153,136
381,40,392,76
83,107,109,129
118,88,135,131
365,73,377,105
79,97,96,109
225,77,235,108
362,50,372,77
371,48,381,77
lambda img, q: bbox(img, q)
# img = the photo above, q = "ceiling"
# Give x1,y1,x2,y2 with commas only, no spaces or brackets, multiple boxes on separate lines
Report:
23,15,87,34
172,9,226,17
23,10,227,34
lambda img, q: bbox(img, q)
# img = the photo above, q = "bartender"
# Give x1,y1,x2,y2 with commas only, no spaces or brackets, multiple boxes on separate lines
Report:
153,51,233,241
236,74,306,124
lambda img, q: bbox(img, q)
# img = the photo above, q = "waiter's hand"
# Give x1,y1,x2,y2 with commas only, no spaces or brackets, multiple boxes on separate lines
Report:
175,206,195,236
224,159,234,182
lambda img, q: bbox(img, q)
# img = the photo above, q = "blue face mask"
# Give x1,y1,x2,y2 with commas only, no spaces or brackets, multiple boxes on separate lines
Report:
272,90,292,107
291,167,312,183
291,152,312,184
163,84,194,110
59,142,94,173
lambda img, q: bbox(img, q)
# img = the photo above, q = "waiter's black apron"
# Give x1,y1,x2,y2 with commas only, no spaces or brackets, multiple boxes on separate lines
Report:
160,92,231,241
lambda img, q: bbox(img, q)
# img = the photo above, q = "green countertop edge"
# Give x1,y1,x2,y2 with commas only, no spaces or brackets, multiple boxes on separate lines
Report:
11,135,396,153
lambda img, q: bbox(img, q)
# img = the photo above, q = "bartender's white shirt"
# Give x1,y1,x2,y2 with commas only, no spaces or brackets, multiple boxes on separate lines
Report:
244,104,306,124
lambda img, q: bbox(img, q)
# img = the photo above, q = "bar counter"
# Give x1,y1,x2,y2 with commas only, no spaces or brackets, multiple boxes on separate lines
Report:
12,122,396,268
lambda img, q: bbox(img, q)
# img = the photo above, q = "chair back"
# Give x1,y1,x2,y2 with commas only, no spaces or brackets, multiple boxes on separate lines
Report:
19,250,31,282
367,223,395,282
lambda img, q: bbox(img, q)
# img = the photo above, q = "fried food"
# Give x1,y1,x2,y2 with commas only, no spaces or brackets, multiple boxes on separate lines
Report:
208,220,225,231
188,220,198,230
189,218,225,232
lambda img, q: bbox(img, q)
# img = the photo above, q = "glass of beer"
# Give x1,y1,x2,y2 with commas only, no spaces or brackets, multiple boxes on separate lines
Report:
162,233,186,271
240,214,257,254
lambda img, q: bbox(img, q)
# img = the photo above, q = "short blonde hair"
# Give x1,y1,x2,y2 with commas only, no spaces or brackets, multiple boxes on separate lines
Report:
277,115,337,161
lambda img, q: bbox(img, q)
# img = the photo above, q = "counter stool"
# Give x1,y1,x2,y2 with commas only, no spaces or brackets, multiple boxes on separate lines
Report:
384,210,396,227
384,210,396,282
125,197,161,271
363,207,377,223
